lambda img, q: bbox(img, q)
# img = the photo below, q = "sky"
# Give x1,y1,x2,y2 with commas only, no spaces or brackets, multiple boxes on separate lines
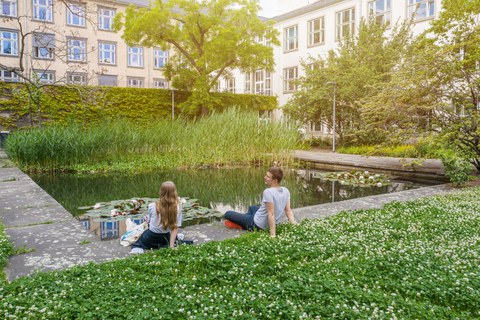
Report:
258,0,278,18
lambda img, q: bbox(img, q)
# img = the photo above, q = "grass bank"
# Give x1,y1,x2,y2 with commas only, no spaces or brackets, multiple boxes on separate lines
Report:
1,187,479,318
5,109,299,173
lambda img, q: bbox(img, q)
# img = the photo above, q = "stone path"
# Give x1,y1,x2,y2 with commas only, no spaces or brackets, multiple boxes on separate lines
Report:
0,149,456,281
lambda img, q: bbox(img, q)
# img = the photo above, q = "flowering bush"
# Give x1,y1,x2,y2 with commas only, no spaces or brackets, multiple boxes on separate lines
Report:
1,187,479,318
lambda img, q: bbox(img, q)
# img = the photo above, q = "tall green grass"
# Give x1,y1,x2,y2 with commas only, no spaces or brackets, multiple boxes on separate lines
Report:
5,109,300,172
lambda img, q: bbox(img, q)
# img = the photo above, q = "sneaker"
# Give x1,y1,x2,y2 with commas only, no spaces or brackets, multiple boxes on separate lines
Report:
129,247,144,254
224,220,243,229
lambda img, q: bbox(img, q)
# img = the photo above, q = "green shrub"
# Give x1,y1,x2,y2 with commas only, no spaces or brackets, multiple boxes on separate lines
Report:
0,222,13,282
0,83,277,129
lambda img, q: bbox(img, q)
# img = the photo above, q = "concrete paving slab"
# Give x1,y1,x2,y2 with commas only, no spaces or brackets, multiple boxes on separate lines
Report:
6,220,129,280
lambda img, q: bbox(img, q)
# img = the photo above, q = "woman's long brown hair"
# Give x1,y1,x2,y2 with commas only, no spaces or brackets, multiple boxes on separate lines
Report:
155,181,179,230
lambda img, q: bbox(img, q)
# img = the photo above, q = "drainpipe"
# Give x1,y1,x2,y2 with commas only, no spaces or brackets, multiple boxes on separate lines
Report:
23,0,29,78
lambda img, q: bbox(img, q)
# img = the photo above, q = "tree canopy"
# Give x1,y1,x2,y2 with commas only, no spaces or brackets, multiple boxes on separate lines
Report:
284,19,415,144
114,0,279,112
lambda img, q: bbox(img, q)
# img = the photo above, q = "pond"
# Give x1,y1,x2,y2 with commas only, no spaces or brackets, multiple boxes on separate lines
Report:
30,167,439,240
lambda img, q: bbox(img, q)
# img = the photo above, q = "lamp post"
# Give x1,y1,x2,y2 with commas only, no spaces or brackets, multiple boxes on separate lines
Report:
171,87,175,121
326,81,336,152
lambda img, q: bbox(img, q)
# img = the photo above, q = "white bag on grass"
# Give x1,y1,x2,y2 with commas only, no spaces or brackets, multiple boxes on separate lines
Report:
120,219,148,246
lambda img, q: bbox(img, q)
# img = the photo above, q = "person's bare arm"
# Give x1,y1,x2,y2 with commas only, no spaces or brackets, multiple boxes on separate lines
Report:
169,227,178,248
266,202,276,238
285,200,297,225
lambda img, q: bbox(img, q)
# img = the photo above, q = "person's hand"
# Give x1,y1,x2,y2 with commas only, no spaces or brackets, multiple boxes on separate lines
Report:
270,233,276,238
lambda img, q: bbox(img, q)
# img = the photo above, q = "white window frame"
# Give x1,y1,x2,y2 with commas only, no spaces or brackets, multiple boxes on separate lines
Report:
34,70,55,84
127,77,144,88
127,46,143,67
98,42,116,65
98,7,115,31
284,25,298,52
1,0,17,17
33,46,54,59
264,71,272,96
336,7,355,41
67,2,86,27
225,78,235,93
407,0,435,20
67,38,86,62
254,70,264,95
283,66,298,93
0,29,18,56
244,72,251,94
153,78,168,89
308,17,325,47
153,49,168,68
0,70,19,82
33,0,52,22
368,0,391,26
67,72,87,85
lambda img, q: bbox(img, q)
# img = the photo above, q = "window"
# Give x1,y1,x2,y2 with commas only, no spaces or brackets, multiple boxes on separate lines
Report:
153,49,168,68
244,72,251,94
0,30,18,56
225,78,235,93
33,0,52,22
98,7,115,31
127,77,144,88
336,7,355,41
264,71,271,96
33,70,55,84
67,72,87,85
127,46,143,67
407,0,434,20
283,67,298,93
284,25,298,52
368,0,391,26
98,74,117,86
32,33,54,59
98,42,116,64
308,17,324,47
67,38,86,62
254,70,264,94
67,3,85,27
1,0,17,17
0,70,19,82
253,70,272,95
153,78,168,88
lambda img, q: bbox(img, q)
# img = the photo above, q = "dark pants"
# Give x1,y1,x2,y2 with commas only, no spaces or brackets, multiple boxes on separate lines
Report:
131,229,170,249
224,205,261,231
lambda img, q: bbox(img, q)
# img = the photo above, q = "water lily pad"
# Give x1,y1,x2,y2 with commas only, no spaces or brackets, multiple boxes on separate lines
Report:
78,197,222,223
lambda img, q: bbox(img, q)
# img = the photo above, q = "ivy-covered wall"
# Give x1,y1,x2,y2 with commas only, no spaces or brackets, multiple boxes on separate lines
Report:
0,83,277,130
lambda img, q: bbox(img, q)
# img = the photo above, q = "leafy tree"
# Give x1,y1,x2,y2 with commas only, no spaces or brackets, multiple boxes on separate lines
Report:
427,0,480,172
382,0,480,172
113,0,279,113
284,19,414,145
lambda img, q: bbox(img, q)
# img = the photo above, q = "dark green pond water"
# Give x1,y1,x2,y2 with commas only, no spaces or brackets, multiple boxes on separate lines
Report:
30,167,438,217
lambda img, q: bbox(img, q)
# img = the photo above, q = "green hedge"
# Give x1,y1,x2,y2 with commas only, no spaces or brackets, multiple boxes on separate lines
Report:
0,83,277,129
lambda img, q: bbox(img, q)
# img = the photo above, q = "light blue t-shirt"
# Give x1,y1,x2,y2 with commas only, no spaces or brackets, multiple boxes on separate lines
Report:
147,202,182,234
253,187,290,229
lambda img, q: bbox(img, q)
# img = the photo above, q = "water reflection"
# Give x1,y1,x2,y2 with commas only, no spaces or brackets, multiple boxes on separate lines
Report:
30,167,437,240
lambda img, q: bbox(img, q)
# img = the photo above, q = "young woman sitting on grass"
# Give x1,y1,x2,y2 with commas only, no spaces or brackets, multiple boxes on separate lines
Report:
130,181,182,253
223,167,297,237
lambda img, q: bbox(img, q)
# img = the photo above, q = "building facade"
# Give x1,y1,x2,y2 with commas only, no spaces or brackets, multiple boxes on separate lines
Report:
1,0,440,124
0,0,170,88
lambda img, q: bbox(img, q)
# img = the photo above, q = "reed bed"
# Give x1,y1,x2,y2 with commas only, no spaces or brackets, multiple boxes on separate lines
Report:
5,109,300,172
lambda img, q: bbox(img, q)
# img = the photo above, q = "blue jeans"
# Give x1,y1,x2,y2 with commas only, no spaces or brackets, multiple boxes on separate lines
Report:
224,205,261,231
